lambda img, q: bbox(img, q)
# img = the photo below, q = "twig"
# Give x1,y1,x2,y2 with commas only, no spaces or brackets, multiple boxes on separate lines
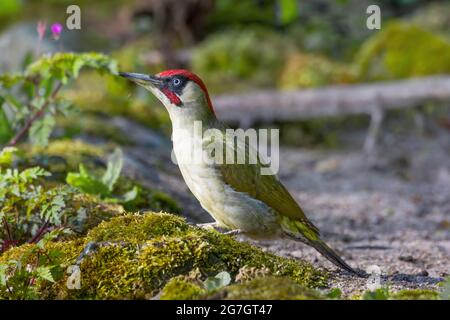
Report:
6,82,62,147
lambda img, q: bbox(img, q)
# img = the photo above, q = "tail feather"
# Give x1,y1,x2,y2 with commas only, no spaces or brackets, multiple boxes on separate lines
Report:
280,217,362,276
307,239,360,276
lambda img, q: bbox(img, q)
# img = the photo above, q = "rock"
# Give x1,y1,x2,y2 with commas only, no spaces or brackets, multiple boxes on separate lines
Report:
399,255,417,263
0,212,327,299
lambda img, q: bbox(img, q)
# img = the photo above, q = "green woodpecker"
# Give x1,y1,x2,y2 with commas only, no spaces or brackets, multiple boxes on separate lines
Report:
119,69,358,275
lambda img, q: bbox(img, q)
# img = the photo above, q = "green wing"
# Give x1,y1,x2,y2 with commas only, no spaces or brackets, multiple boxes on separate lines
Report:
217,132,319,236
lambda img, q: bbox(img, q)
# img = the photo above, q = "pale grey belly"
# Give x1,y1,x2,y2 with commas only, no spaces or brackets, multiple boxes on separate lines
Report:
178,163,280,236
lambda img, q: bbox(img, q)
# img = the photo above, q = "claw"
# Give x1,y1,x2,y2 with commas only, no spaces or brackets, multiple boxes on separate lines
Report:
196,222,217,229
75,241,98,265
223,229,242,236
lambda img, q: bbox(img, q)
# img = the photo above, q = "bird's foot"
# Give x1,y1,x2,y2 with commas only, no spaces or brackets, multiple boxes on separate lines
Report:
75,241,98,265
195,223,242,236
196,222,218,230
223,229,242,236
75,241,128,265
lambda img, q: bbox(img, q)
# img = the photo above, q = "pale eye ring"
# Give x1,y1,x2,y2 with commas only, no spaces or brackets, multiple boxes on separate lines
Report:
173,78,181,86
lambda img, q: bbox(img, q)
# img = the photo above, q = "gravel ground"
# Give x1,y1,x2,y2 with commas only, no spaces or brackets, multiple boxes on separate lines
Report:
121,118,450,297
250,127,450,296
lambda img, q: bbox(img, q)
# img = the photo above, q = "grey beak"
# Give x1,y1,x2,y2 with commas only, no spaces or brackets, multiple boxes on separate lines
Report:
119,72,163,87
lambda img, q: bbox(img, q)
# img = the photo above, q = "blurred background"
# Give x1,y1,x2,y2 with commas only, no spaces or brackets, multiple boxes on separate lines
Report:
0,0,449,293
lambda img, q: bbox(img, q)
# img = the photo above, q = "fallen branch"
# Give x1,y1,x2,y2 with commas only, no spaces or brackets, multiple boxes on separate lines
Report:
213,76,450,126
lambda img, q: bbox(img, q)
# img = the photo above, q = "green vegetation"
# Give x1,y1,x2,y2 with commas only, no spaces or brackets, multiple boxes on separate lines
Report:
192,28,293,93
0,53,117,147
279,53,356,89
1,1,448,301
0,212,327,299
356,22,450,81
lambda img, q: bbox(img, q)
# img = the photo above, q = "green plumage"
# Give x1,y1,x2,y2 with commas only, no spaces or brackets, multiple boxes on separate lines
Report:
217,128,358,274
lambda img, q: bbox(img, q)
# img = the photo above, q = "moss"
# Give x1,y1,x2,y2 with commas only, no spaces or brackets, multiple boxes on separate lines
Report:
359,287,441,300
356,21,450,81
201,276,325,300
22,140,180,213
390,289,440,300
115,178,181,214
0,212,327,299
160,276,205,300
191,28,293,93
24,139,105,177
57,115,132,145
67,193,125,234
278,53,356,89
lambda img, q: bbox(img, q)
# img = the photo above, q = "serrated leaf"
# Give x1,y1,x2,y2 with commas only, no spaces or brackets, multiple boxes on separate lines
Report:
102,148,123,191
35,266,55,282
29,115,55,147
204,271,231,292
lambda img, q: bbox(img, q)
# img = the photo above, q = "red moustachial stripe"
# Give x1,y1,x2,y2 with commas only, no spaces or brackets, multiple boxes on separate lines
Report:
157,69,215,115
161,88,182,106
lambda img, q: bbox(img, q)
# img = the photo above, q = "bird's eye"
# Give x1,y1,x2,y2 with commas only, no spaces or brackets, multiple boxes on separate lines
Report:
173,78,181,86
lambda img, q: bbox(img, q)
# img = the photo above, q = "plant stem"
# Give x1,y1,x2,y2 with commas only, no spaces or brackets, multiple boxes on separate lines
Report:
2,217,12,242
29,221,49,244
6,82,62,147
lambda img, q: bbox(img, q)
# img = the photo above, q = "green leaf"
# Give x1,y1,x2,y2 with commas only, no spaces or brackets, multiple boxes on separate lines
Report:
66,164,110,196
278,0,298,25
0,147,17,166
29,115,55,147
0,73,24,88
102,148,123,191
20,167,51,180
0,97,13,144
203,271,231,292
35,266,55,283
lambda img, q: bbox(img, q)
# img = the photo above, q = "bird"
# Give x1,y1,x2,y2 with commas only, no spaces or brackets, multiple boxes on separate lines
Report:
119,69,359,275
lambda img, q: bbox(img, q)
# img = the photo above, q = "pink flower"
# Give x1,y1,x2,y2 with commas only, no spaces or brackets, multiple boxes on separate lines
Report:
37,21,46,41
51,23,63,40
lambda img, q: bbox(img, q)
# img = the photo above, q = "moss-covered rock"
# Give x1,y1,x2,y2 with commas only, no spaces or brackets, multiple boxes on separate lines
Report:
390,289,440,300
201,276,325,300
191,28,293,93
0,212,327,299
160,275,326,300
21,140,180,214
160,275,205,300
278,53,356,89
359,287,440,300
56,115,132,145
355,21,450,81
160,276,326,300
24,139,105,177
